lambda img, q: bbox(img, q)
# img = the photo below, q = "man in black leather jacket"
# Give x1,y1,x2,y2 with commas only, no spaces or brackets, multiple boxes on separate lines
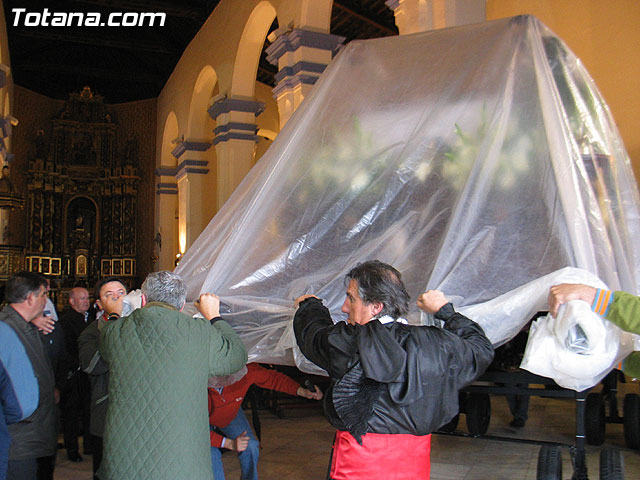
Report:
293,260,493,480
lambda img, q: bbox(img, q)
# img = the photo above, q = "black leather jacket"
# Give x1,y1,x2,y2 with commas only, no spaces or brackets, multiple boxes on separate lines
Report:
294,298,494,439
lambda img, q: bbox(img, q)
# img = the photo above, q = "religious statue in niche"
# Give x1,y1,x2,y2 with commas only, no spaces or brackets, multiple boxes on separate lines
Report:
71,133,96,166
67,198,96,251
69,213,91,249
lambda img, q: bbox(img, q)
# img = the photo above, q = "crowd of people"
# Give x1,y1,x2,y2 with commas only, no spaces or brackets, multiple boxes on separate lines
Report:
1,262,639,479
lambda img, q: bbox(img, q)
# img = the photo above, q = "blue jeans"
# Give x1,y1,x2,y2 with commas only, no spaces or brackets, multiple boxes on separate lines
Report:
210,409,259,480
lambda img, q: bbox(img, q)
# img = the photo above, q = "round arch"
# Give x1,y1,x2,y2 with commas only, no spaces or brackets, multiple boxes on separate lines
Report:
160,111,180,167
186,65,218,140
231,1,277,97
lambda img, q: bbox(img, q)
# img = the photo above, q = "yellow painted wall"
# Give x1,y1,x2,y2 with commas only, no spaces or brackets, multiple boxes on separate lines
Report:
487,0,640,181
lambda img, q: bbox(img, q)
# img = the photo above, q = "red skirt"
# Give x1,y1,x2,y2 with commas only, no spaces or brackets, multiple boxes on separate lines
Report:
330,430,431,480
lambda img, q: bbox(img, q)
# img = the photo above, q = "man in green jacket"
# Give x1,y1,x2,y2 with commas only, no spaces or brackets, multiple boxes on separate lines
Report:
548,283,640,377
99,271,247,480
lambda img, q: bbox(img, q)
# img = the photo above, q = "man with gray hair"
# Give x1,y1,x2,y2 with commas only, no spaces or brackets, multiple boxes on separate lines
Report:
98,271,247,480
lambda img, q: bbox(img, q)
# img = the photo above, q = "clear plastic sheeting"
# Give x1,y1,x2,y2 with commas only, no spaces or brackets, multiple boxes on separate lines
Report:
175,16,640,388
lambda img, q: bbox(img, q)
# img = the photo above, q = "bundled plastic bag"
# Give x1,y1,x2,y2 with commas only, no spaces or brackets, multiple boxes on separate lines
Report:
122,289,143,317
521,300,634,391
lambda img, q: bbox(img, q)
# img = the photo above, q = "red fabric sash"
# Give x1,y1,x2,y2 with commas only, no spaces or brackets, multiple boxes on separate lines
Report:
330,430,431,480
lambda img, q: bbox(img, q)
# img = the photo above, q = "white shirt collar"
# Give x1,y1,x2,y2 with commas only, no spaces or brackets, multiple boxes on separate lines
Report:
376,315,408,325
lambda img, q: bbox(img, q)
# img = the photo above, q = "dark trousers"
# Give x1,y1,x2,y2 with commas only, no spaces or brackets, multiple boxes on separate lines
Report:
36,455,56,480
326,433,335,480
506,384,530,422
61,372,92,455
6,458,37,480
91,435,103,480
6,453,56,479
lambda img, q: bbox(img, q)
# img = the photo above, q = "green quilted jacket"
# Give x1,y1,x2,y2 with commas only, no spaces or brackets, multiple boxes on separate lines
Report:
602,291,640,378
98,302,247,480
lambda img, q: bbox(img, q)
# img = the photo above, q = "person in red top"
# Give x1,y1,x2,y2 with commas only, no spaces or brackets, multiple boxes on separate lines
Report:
208,362,322,480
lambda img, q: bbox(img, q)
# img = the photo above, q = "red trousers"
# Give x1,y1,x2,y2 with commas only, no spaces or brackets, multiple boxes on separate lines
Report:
330,430,431,480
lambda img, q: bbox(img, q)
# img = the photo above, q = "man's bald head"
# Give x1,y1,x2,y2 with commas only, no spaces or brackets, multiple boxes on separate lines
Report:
69,287,90,314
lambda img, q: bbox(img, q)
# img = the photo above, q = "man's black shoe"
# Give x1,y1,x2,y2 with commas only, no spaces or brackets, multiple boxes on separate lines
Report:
509,418,525,428
68,452,83,462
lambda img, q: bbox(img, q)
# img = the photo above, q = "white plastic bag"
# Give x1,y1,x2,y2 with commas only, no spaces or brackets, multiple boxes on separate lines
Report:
520,300,633,391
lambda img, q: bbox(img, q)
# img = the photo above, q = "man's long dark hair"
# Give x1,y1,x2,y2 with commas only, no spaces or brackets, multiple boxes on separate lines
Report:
345,260,410,318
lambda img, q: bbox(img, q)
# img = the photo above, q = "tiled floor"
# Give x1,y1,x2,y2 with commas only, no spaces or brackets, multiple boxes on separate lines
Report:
53,382,640,479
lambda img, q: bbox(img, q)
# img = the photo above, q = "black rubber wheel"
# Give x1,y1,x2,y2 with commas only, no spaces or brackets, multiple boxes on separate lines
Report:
536,445,562,480
585,392,605,446
465,392,491,435
623,393,640,449
437,414,459,433
599,447,624,480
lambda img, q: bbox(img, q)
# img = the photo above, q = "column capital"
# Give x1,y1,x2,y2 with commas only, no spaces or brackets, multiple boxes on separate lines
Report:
0,116,18,139
265,28,345,66
155,165,179,195
212,122,259,145
175,159,209,180
155,181,178,196
171,140,212,159
208,97,263,145
271,61,328,98
207,97,265,122
155,159,209,181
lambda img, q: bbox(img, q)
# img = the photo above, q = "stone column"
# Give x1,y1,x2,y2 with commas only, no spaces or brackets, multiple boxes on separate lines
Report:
208,97,264,210
171,140,212,254
154,166,179,270
266,28,344,127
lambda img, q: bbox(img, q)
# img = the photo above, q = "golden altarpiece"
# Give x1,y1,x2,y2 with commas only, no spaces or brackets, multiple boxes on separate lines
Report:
25,87,139,291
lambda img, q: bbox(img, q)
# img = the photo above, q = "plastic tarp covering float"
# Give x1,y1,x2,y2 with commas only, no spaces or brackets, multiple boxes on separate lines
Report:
175,15,640,390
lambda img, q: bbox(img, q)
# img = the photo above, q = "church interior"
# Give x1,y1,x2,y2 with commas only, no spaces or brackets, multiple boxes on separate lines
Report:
1,0,640,478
